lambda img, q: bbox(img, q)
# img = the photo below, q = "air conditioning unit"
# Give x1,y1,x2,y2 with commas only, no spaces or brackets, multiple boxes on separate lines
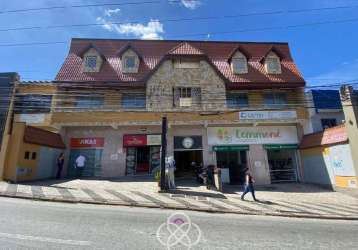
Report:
179,98,192,107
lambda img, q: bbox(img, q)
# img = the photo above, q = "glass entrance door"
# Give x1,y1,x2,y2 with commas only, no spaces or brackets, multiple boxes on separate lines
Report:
216,150,247,184
267,149,298,183
68,149,103,177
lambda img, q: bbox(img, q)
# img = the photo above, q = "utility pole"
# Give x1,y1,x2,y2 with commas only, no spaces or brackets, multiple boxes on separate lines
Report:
160,116,167,191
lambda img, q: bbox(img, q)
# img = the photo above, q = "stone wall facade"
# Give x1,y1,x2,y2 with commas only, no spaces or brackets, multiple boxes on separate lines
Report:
146,60,226,111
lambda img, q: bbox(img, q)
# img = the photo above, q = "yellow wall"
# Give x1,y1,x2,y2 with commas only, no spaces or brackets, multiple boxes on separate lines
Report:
335,176,358,188
16,143,40,182
4,123,40,182
300,147,324,157
4,123,26,181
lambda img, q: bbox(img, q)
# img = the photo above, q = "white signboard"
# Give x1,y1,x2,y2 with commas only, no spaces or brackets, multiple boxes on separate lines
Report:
207,126,298,145
147,134,161,146
239,111,297,120
329,144,356,177
19,114,45,124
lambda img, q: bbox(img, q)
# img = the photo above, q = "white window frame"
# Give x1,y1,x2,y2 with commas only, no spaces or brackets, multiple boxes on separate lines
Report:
85,55,98,69
265,52,281,74
231,52,248,74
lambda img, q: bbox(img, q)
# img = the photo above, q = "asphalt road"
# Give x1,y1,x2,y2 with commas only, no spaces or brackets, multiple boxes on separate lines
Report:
0,197,358,250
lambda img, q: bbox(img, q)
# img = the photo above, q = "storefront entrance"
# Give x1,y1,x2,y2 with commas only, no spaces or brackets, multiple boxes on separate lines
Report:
265,144,298,183
174,150,203,177
124,134,161,175
67,138,104,178
174,136,203,178
214,146,248,184
125,146,161,175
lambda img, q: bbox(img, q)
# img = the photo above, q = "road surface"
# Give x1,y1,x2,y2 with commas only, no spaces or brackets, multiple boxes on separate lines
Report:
0,197,357,249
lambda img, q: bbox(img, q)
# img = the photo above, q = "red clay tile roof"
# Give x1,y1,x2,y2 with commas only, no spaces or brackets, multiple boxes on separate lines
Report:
300,125,348,149
168,42,204,55
55,39,305,88
23,126,66,149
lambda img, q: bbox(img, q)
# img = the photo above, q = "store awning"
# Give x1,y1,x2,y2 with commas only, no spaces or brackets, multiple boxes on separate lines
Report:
213,145,249,152
264,144,298,150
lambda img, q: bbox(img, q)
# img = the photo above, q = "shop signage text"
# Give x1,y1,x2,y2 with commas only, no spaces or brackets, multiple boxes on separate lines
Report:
208,126,298,145
123,134,161,147
239,111,297,120
70,137,105,148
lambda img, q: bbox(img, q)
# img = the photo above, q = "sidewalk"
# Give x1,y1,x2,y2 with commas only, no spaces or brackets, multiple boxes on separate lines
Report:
1,178,358,220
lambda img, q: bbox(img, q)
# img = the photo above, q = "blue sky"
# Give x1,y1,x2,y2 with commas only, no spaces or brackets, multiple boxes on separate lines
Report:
0,0,358,86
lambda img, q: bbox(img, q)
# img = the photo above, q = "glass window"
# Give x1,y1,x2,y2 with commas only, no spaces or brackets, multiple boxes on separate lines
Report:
125,56,136,69
179,88,192,98
24,151,30,159
232,58,247,74
15,94,52,113
321,119,337,129
76,95,104,109
227,93,249,108
31,152,37,160
85,56,97,69
264,93,287,108
266,57,281,74
121,93,146,109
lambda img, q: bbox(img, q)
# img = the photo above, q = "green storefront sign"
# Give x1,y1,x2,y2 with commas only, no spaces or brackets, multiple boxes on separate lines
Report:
213,145,249,152
263,144,298,150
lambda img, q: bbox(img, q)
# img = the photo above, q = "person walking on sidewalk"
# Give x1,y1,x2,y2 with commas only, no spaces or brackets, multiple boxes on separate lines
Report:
241,169,258,201
56,153,65,179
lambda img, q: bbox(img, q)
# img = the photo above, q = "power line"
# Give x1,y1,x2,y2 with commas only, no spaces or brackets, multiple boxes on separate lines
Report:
1,16,358,47
0,1,184,15
0,5,358,32
1,5,358,33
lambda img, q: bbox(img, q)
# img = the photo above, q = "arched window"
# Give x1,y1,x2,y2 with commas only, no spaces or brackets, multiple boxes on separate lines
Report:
231,51,248,74
265,52,281,74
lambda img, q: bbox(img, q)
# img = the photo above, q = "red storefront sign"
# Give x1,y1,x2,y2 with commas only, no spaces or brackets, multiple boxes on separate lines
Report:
123,135,147,147
70,137,105,148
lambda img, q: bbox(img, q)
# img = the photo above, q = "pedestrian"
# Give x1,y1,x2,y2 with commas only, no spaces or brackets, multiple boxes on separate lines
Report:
75,154,86,178
241,169,258,201
166,156,176,189
56,153,65,179
206,165,215,190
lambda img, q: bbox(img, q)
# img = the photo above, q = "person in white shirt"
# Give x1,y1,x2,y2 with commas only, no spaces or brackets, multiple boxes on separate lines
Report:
75,154,86,178
165,156,176,189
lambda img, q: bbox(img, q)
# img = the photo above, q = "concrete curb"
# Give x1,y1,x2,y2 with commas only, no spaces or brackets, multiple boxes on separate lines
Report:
1,193,358,221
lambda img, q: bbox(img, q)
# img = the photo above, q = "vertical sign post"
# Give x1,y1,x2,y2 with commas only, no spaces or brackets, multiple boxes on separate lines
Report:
160,116,167,191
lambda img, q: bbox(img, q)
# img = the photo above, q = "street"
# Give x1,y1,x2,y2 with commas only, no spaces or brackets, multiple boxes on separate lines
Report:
0,197,357,249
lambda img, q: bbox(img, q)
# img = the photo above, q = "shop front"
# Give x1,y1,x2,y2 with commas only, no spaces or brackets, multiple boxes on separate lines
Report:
123,134,161,175
68,137,104,177
208,126,299,185
173,136,203,177
213,145,249,184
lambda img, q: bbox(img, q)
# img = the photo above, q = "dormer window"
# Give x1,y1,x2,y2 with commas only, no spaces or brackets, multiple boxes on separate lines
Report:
81,47,103,73
265,52,281,74
121,48,140,73
85,56,98,69
231,51,248,74
124,56,136,69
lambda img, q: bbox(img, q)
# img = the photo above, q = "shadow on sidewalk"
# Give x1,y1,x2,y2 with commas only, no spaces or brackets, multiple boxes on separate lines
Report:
222,183,334,194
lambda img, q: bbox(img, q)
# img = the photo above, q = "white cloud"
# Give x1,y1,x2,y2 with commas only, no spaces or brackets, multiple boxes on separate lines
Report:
180,0,202,10
104,8,121,17
97,17,164,39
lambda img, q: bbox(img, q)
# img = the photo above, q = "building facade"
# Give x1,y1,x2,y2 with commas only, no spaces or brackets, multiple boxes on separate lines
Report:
305,90,345,134
10,39,308,185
